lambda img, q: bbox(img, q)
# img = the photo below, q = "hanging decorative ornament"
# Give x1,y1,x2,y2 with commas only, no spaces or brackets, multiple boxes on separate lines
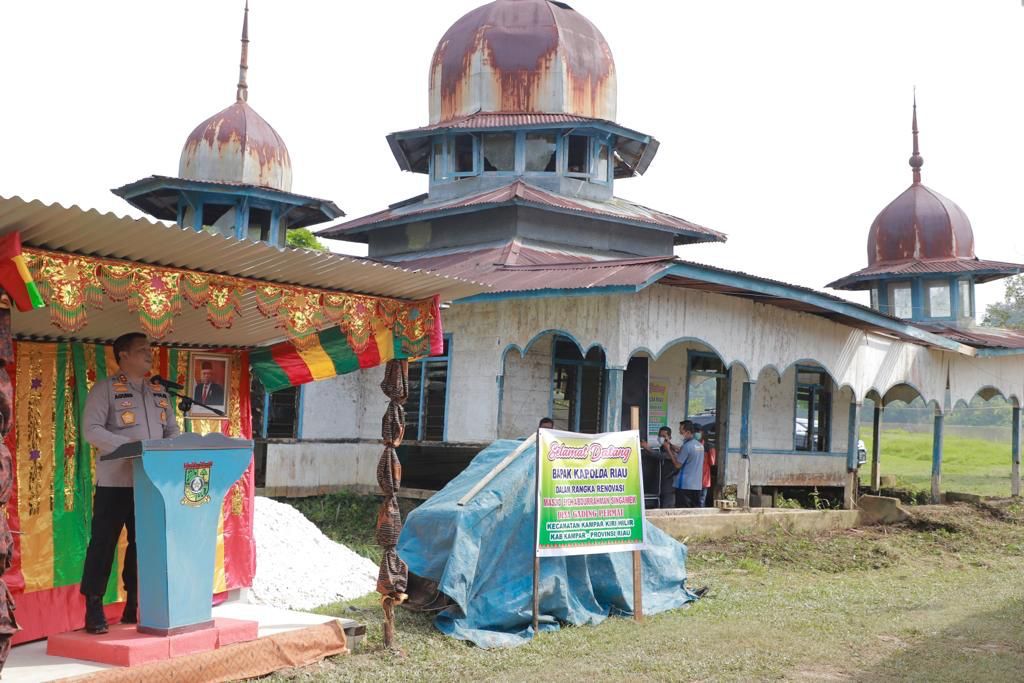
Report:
180,272,212,308
206,281,242,329
253,285,284,317
334,294,377,354
98,264,135,302
277,291,324,349
129,269,183,339
396,300,435,357
28,254,103,333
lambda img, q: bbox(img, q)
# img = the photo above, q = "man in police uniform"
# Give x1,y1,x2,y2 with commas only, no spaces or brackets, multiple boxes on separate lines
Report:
80,332,179,634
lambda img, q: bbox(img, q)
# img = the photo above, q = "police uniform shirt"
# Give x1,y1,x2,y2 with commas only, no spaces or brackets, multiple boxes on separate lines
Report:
83,372,180,487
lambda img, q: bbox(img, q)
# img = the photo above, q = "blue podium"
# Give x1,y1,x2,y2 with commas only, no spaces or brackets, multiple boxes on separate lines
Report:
102,433,253,636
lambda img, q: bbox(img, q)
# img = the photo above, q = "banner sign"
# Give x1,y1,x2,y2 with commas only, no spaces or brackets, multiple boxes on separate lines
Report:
536,428,646,557
647,378,669,441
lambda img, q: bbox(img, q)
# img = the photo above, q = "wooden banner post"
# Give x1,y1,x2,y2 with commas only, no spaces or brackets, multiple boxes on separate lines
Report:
532,430,541,638
629,405,644,623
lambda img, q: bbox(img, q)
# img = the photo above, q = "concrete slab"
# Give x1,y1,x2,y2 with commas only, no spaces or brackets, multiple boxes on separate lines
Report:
4,601,362,683
647,508,861,540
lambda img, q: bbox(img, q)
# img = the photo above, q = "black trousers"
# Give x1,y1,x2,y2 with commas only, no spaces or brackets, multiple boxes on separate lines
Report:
80,487,136,600
675,489,701,508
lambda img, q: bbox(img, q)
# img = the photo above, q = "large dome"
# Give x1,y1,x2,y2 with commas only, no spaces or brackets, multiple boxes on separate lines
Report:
867,183,974,266
428,0,616,124
178,100,293,192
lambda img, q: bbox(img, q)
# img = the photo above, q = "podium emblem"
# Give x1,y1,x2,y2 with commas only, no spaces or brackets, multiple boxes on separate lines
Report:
182,461,212,507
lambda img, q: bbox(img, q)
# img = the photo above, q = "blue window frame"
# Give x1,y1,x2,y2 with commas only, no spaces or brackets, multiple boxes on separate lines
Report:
550,337,605,432
405,335,452,441
251,379,303,440
794,366,831,451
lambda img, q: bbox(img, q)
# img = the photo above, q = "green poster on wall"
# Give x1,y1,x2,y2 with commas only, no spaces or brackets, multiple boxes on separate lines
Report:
535,428,646,557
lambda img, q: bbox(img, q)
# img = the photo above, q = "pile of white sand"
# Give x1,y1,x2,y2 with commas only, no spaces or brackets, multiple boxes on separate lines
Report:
250,496,378,610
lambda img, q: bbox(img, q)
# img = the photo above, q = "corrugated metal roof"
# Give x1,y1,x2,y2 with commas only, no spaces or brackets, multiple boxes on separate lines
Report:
916,323,1024,350
318,180,725,245
403,112,599,132
397,242,966,351
112,175,343,227
827,257,1024,290
0,195,485,302
391,242,673,291
386,112,659,179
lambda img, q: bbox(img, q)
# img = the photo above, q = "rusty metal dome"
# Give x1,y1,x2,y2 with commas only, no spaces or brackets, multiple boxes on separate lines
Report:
428,0,617,125
177,2,292,192
178,100,292,192
867,184,975,266
867,101,973,266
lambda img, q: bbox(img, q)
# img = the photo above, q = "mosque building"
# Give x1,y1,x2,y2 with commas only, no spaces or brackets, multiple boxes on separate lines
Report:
264,0,1024,506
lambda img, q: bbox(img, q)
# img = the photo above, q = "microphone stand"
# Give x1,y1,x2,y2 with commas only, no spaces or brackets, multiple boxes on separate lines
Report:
163,387,225,418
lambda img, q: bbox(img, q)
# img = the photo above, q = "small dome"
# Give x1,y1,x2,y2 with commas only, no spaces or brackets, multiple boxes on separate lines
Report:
429,0,616,124
867,183,974,266
178,100,292,192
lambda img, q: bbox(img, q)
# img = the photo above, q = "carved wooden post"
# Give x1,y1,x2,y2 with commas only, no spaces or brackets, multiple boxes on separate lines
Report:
375,359,409,650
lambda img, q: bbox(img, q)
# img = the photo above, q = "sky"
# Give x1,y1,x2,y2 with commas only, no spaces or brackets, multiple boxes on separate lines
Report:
1,0,1022,318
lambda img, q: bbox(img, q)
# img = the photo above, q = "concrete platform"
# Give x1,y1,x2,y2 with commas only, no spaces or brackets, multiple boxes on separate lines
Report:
46,618,258,668
647,507,861,539
4,600,365,683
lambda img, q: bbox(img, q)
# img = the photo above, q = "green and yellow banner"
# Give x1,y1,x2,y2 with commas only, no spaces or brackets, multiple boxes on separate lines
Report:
536,429,646,557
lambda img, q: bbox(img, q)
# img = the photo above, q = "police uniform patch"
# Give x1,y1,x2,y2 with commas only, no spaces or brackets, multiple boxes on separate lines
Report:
119,400,134,409
113,384,129,393
120,410,136,426
157,399,169,408
160,409,167,424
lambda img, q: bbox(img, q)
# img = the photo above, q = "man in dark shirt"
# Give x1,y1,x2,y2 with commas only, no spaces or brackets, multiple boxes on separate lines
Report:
641,426,679,509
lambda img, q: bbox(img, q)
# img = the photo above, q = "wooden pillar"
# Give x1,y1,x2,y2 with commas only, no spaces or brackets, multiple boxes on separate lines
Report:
870,405,882,492
738,381,754,508
1012,404,1021,498
603,368,625,433
931,410,944,504
845,402,861,509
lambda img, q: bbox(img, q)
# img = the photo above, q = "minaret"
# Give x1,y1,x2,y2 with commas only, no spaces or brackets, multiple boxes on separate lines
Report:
237,1,249,103
909,91,923,185
112,2,342,246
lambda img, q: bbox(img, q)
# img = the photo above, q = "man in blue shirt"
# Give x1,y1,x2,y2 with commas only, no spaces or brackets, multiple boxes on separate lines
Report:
673,420,705,508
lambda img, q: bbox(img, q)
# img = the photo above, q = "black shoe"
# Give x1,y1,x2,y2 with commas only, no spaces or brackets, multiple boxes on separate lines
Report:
121,599,137,624
85,595,108,635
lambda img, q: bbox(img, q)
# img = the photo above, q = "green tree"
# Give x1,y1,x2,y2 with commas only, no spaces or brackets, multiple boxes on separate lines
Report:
286,228,327,252
982,274,1024,329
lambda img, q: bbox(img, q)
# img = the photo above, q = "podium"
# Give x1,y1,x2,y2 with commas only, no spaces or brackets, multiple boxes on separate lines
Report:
102,433,253,636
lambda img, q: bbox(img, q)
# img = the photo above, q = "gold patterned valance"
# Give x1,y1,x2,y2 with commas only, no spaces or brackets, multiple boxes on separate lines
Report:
24,248,439,350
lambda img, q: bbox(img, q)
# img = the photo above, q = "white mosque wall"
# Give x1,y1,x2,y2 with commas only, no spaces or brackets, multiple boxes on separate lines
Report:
263,283,1021,496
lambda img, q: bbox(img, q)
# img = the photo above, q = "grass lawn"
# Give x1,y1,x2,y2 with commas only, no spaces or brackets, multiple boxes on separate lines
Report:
860,429,1014,498
263,496,1024,682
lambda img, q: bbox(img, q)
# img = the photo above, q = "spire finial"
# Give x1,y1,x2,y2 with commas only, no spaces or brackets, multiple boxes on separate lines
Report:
236,1,249,102
909,88,923,184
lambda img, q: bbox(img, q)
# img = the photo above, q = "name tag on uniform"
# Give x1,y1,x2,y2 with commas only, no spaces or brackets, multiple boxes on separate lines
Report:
120,411,136,426
114,392,133,400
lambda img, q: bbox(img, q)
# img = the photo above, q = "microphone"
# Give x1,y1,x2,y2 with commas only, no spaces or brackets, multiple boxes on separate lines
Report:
150,375,184,391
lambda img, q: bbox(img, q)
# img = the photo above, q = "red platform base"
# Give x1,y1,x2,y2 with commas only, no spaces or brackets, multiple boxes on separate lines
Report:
45,617,259,667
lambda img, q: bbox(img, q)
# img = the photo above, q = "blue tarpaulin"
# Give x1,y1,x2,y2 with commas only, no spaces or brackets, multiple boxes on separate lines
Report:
397,439,698,648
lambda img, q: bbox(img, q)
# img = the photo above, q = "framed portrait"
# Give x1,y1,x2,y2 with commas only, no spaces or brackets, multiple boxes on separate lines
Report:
187,353,230,420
